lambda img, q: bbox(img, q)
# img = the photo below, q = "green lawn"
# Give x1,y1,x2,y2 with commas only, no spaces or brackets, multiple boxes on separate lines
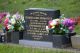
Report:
74,25,80,35
0,44,73,53
0,0,80,17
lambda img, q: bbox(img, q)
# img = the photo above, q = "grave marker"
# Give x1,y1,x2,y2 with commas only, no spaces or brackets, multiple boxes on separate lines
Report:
23,8,60,42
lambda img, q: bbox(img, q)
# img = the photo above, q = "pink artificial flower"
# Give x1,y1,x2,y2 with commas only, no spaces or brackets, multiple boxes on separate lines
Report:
70,18,76,24
4,18,9,27
48,20,52,24
0,13,6,23
54,19,60,25
49,20,57,26
68,26,74,32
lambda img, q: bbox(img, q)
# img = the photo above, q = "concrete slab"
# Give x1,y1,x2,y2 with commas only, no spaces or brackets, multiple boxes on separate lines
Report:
19,40,53,48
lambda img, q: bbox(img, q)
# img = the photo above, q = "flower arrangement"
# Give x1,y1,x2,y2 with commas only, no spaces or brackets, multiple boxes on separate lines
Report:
46,15,76,35
4,12,25,32
0,13,6,23
0,13,7,32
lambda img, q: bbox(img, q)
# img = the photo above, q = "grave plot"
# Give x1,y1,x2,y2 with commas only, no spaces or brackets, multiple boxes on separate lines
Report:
19,8,60,48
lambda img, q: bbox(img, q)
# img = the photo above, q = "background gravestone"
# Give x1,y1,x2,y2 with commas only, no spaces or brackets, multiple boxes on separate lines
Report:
23,8,60,42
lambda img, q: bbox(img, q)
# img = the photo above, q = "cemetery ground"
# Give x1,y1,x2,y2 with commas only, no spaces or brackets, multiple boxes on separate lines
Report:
0,0,80,53
0,43,79,53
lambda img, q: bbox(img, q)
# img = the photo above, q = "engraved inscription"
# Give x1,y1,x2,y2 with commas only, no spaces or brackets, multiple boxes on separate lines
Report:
25,12,52,40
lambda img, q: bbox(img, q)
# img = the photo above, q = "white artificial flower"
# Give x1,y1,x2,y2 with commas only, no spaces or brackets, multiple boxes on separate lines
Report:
50,20,57,25
46,26,49,32
7,24,12,29
52,25,55,29
60,28,63,30
10,18,16,25
20,15,25,23
12,14,16,19
54,19,60,22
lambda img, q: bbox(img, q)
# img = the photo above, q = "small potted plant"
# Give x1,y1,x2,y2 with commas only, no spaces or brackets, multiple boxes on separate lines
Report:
46,15,76,48
4,12,25,43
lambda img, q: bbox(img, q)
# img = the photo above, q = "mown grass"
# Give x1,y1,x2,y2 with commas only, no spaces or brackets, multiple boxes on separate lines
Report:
0,44,73,53
74,25,80,35
0,0,80,17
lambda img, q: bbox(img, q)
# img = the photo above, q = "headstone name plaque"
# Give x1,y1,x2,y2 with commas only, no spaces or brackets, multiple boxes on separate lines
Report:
24,8,60,42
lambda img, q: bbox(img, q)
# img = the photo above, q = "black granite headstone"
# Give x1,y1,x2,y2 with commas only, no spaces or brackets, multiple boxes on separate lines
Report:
24,8,60,42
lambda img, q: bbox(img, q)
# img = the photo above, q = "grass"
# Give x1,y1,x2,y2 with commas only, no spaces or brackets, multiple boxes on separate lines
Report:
74,25,80,35
0,0,80,17
0,44,73,53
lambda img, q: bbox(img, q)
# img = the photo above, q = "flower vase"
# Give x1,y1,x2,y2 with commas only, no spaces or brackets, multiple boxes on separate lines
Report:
52,35,70,48
5,32,11,43
52,32,76,48
19,31,24,40
11,31,19,44
5,31,19,44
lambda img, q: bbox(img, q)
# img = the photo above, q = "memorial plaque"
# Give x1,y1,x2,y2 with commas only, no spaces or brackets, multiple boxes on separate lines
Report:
24,8,60,41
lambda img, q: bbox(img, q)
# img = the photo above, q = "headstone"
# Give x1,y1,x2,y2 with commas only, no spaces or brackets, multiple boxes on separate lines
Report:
23,8,60,42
